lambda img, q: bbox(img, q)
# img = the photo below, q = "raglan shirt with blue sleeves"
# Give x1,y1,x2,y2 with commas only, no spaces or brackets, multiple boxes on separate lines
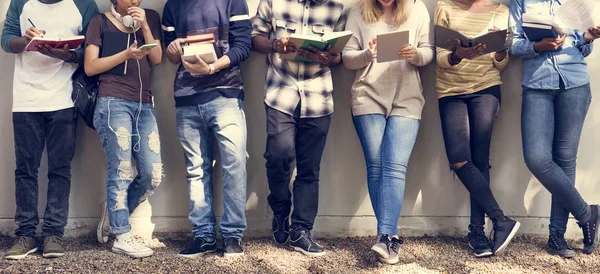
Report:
1,0,99,112
509,0,593,90
162,0,252,108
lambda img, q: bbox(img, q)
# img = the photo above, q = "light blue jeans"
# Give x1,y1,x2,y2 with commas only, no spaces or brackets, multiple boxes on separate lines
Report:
94,97,163,235
176,97,248,241
353,114,420,236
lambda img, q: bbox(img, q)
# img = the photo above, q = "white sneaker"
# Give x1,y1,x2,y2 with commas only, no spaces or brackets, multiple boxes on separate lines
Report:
97,201,109,244
112,233,154,258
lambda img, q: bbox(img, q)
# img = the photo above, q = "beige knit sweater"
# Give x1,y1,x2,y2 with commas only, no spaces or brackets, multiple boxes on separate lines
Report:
342,1,434,119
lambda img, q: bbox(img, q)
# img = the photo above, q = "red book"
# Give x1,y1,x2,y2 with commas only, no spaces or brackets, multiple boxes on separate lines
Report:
25,35,85,52
184,33,215,44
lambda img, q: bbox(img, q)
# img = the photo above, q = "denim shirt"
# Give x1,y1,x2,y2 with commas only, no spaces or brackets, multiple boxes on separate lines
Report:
509,0,594,89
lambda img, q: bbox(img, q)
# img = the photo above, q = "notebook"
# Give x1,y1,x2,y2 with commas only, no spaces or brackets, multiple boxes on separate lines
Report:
376,30,410,63
101,32,133,75
25,36,85,52
279,31,353,63
435,25,508,54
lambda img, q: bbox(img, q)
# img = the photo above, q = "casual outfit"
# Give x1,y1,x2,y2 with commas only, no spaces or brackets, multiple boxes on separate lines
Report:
435,0,520,257
162,0,252,257
85,10,163,258
342,1,433,263
1,0,98,259
510,0,599,256
251,0,346,256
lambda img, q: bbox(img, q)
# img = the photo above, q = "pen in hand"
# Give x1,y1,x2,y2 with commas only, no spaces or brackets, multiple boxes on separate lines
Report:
27,18,46,37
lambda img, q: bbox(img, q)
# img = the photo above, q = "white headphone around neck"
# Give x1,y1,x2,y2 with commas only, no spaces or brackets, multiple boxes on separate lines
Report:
111,5,136,28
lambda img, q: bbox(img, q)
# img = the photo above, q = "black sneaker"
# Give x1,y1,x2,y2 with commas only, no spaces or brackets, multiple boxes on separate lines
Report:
272,214,290,245
548,232,576,258
290,230,325,257
224,238,244,257
468,229,493,258
178,237,217,259
579,204,600,254
492,217,520,255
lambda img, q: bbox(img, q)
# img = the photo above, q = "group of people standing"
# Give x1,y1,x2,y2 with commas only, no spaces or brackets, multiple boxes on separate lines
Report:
2,0,599,265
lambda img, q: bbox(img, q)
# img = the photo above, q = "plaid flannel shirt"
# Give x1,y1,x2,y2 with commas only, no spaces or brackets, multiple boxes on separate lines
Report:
251,0,346,118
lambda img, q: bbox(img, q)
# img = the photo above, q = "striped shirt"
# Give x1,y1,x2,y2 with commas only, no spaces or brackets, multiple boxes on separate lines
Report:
251,0,346,118
434,0,509,98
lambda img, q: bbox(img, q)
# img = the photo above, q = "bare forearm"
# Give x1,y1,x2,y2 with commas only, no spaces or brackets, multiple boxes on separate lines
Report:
9,36,28,54
85,51,129,76
141,27,162,65
252,35,272,54
213,55,231,71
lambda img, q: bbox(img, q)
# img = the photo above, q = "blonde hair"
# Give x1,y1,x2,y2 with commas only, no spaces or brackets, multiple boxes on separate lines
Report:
361,0,411,26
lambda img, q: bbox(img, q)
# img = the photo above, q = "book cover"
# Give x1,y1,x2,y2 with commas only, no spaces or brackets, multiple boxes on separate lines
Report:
435,25,507,54
376,30,410,63
280,30,353,63
25,36,85,52
101,32,132,75
521,23,558,42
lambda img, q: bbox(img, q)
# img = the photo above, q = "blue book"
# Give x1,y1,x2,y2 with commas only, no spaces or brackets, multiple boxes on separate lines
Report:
522,22,559,42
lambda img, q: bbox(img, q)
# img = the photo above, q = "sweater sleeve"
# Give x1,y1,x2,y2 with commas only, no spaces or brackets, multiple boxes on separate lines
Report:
161,1,177,48
434,2,453,69
409,3,434,67
1,0,25,54
342,7,373,70
75,0,99,63
226,0,252,66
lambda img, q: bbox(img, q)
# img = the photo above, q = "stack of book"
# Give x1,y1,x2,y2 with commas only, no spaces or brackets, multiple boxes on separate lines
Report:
181,33,220,64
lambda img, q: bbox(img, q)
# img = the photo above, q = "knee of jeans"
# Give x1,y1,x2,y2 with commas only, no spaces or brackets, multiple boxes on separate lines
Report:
366,162,382,179
553,152,577,169
450,161,468,171
116,161,134,182
265,141,294,163
523,153,553,174
382,162,408,179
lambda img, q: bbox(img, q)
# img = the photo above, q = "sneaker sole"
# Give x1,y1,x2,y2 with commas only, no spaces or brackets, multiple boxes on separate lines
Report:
97,202,109,244
292,246,325,257
370,245,390,259
223,252,245,257
494,221,521,255
4,247,38,260
177,249,217,259
468,243,493,258
378,255,399,265
111,247,154,258
548,248,576,258
42,252,64,258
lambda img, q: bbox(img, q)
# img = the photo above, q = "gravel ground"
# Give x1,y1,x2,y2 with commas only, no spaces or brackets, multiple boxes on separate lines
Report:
1,235,599,273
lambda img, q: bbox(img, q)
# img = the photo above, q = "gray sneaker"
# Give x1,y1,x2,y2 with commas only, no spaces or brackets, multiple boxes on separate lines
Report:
43,236,65,258
380,237,402,265
371,234,390,260
4,237,38,260
97,200,109,244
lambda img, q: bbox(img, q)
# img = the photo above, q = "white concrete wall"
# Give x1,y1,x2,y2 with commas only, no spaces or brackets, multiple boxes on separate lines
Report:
0,0,598,239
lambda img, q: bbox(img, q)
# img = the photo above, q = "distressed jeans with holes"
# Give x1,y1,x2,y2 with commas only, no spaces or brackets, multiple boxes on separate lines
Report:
13,108,77,237
94,97,163,235
521,84,592,234
176,97,248,241
353,114,420,236
438,86,505,226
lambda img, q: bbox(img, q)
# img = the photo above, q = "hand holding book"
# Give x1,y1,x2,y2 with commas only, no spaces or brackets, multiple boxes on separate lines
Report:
271,38,297,54
584,26,600,43
296,45,339,66
453,39,486,60
533,35,566,52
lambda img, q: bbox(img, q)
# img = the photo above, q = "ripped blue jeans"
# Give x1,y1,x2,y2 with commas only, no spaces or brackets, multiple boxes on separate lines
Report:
94,97,163,235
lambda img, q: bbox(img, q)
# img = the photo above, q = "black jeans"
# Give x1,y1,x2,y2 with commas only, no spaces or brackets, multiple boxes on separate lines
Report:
13,108,77,237
264,105,330,232
439,86,505,229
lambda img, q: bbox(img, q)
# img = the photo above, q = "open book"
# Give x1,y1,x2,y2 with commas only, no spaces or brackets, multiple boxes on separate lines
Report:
521,14,566,42
25,36,85,52
435,25,507,54
279,30,353,63
376,30,410,63
555,0,599,32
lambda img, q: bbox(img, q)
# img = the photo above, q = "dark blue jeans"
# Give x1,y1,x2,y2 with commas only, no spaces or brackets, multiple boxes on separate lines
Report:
13,108,77,237
439,86,505,229
521,84,592,234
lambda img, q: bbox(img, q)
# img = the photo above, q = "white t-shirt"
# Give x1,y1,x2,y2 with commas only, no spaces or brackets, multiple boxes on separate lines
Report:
12,0,82,112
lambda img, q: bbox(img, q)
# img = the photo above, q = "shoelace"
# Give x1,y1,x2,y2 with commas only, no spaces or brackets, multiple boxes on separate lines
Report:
390,238,404,253
45,236,63,248
579,222,593,244
16,237,29,248
550,234,571,250
124,236,147,251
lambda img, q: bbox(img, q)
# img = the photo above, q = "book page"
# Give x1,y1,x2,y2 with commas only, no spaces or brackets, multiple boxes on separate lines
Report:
556,0,599,31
